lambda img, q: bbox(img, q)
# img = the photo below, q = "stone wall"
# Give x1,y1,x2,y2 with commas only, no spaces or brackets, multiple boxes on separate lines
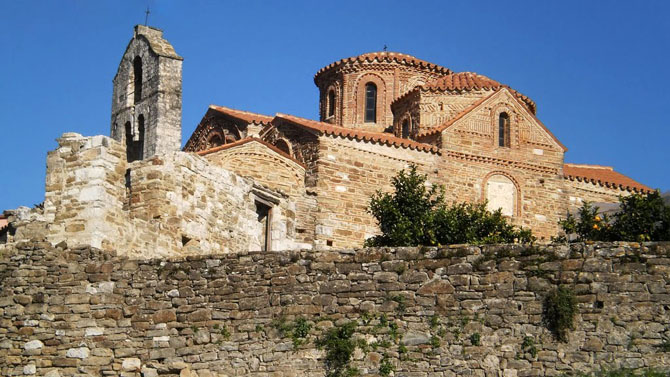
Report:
313,136,440,248
1,241,669,376
42,133,302,258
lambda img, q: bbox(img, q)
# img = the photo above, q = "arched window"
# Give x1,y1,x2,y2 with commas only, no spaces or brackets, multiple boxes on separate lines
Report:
364,83,377,123
401,119,410,138
133,56,143,104
275,139,291,156
327,90,336,118
498,112,510,147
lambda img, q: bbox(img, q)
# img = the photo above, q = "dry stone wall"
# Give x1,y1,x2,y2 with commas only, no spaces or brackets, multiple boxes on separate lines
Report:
42,133,302,258
1,241,669,377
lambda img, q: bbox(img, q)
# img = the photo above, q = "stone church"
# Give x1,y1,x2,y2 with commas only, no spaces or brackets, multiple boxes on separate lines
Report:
3,25,651,258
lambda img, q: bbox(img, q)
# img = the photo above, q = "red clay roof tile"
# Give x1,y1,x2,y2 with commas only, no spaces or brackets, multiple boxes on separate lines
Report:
274,113,440,154
563,163,652,193
209,105,274,125
314,51,452,83
393,72,536,114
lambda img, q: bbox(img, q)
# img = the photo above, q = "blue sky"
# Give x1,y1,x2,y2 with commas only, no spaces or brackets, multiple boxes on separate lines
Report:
1,0,668,210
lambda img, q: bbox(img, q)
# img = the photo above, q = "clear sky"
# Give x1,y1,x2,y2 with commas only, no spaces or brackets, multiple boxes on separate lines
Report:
1,0,669,211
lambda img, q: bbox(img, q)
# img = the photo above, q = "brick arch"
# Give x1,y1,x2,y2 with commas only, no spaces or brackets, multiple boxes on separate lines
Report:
274,138,292,156
481,171,522,217
322,81,341,123
354,73,387,125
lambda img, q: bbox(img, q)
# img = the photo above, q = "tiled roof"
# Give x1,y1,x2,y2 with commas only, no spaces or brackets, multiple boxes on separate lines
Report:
209,105,274,125
563,163,652,193
274,113,441,154
196,137,305,168
314,51,452,82
394,72,536,114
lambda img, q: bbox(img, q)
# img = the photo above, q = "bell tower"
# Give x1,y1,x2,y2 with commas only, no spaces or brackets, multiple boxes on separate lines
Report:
110,25,183,161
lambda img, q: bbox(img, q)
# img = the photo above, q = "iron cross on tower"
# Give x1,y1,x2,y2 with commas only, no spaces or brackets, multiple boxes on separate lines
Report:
144,7,150,25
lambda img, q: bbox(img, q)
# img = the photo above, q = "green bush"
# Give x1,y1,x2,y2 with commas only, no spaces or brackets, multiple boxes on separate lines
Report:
315,321,360,377
559,191,670,242
543,287,577,342
365,165,533,247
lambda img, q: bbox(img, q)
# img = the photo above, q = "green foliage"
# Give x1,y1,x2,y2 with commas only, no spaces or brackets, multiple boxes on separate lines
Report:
272,316,312,349
430,334,441,348
559,192,670,242
543,287,577,342
429,314,440,329
378,354,395,376
365,165,445,246
315,321,360,377
657,339,670,352
470,332,481,346
366,165,534,247
521,336,537,358
388,294,406,314
219,326,231,340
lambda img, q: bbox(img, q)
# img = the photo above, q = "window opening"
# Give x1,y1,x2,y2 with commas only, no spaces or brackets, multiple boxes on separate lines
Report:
327,90,335,117
498,112,510,147
401,119,410,138
364,83,377,123
255,200,272,252
133,56,143,104
136,114,145,160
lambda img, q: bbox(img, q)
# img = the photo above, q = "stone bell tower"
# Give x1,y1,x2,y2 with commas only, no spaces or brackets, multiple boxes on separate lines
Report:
110,25,183,161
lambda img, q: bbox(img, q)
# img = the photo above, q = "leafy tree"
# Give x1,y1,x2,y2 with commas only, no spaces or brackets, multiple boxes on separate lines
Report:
559,191,670,242
365,165,533,246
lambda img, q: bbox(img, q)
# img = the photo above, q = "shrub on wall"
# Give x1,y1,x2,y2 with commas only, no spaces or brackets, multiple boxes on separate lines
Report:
543,287,577,342
365,165,533,247
559,191,670,242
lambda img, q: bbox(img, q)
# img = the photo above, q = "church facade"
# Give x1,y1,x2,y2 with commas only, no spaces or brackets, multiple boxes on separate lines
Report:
6,25,650,257
177,27,650,248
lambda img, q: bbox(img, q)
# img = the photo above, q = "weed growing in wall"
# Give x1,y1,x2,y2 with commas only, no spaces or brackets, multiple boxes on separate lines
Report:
272,316,312,349
543,287,577,342
315,321,360,377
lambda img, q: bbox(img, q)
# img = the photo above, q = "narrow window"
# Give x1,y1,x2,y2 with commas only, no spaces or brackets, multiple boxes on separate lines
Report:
124,121,134,162
364,83,377,123
255,201,272,251
133,56,143,104
136,114,145,160
401,119,410,138
327,90,335,118
499,112,510,147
